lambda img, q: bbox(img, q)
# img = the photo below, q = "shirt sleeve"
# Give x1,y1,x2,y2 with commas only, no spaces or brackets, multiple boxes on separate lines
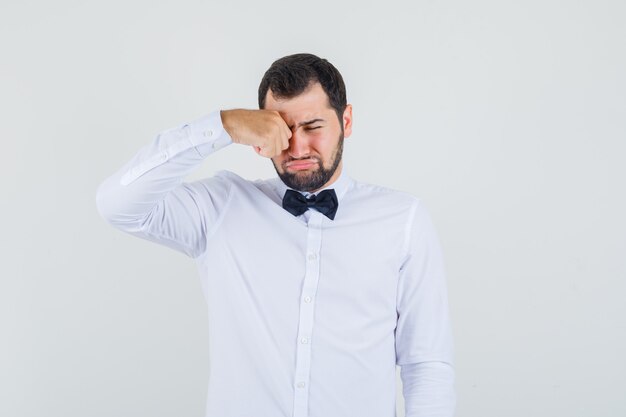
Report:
395,199,456,416
95,110,234,259
400,362,456,417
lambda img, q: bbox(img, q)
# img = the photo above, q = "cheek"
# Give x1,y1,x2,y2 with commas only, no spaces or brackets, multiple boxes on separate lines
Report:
271,155,283,167
311,136,335,155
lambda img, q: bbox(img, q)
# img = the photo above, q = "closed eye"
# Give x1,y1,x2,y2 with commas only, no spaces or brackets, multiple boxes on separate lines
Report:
305,126,322,130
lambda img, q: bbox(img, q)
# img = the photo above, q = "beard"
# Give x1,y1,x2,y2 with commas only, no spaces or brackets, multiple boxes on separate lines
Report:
273,131,344,193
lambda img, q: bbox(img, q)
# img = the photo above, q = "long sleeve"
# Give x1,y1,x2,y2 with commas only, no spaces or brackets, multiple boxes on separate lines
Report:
395,200,456,417
95,110,234,259
400,362,456,417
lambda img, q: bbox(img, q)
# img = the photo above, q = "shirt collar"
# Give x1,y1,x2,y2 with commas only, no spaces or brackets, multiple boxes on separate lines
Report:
271,164,354,205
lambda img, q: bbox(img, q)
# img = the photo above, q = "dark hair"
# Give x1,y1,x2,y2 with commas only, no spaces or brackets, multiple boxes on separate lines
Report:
258,53,347,127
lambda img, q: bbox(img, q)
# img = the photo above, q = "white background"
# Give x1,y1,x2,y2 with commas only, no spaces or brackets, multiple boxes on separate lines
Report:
1,0,625,416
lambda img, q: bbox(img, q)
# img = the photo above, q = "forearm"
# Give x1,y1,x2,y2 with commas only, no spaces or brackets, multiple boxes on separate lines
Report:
401,361,456,417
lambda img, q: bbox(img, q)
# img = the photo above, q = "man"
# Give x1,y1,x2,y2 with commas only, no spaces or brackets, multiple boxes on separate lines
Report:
96,53,456,417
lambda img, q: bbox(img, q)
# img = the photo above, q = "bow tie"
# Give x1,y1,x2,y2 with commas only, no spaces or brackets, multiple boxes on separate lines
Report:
282,189,339,220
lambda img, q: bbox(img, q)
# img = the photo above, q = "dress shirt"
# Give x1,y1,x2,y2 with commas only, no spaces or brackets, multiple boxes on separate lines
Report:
95,110,456,417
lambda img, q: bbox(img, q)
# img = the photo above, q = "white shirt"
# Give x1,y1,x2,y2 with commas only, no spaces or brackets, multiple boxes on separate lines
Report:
95,110,456,417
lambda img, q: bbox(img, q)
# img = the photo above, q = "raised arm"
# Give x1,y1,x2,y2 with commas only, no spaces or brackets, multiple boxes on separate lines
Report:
95,109,292,258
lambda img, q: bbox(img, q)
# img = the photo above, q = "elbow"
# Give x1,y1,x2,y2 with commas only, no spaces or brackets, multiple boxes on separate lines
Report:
95,179,114,223
94,178,149,231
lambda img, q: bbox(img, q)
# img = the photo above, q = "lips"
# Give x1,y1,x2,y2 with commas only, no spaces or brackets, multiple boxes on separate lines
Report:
287,159,317,169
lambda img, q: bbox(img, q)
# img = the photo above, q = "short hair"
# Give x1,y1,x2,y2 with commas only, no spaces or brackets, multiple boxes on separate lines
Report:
258,53,347,127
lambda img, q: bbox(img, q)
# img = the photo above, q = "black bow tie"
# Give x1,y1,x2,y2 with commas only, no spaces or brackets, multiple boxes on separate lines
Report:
282,189,339,220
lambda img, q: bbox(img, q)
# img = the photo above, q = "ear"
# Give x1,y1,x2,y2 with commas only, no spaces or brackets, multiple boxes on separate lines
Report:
342,104,353,138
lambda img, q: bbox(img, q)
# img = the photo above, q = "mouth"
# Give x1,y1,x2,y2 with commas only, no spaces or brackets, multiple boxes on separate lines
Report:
286,159,317,170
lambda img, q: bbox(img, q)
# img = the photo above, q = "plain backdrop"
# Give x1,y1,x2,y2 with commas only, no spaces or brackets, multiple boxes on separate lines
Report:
1,0,625,416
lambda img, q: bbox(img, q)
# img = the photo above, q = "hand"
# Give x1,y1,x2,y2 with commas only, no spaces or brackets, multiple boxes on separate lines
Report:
220,109,292,158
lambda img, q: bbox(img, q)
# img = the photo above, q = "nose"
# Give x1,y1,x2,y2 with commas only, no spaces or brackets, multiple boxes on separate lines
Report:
287,129,311,160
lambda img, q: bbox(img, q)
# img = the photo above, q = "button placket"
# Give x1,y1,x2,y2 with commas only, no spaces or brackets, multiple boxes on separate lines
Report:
292,212,324,417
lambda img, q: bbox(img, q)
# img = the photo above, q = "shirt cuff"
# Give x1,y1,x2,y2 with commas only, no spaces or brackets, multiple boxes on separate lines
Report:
187,109,234,158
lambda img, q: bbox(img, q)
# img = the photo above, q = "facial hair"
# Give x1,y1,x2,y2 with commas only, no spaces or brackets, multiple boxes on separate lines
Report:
273,131,344,193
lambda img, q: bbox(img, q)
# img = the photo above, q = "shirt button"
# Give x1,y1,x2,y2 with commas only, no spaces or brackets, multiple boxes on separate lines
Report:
204,129,213,137
304,296,311,303
307,253,317,261
297,381,306,388
300,337,309,344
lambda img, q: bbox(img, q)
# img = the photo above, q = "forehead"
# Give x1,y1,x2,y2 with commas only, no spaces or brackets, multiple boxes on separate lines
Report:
264,82,333,121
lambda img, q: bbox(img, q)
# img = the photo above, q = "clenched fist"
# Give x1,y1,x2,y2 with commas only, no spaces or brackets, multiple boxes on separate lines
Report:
220,109,292,158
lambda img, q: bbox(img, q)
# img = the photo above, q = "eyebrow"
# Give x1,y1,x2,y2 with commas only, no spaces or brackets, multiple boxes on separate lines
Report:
289,118,325,130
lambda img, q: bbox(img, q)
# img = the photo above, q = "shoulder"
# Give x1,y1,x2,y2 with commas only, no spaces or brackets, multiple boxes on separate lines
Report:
206,169,280,201
349,177,422,212
212,169,276,190
183,169,251,198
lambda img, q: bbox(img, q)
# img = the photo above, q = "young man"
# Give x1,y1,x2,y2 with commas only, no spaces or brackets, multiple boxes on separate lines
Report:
96,53,456,417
